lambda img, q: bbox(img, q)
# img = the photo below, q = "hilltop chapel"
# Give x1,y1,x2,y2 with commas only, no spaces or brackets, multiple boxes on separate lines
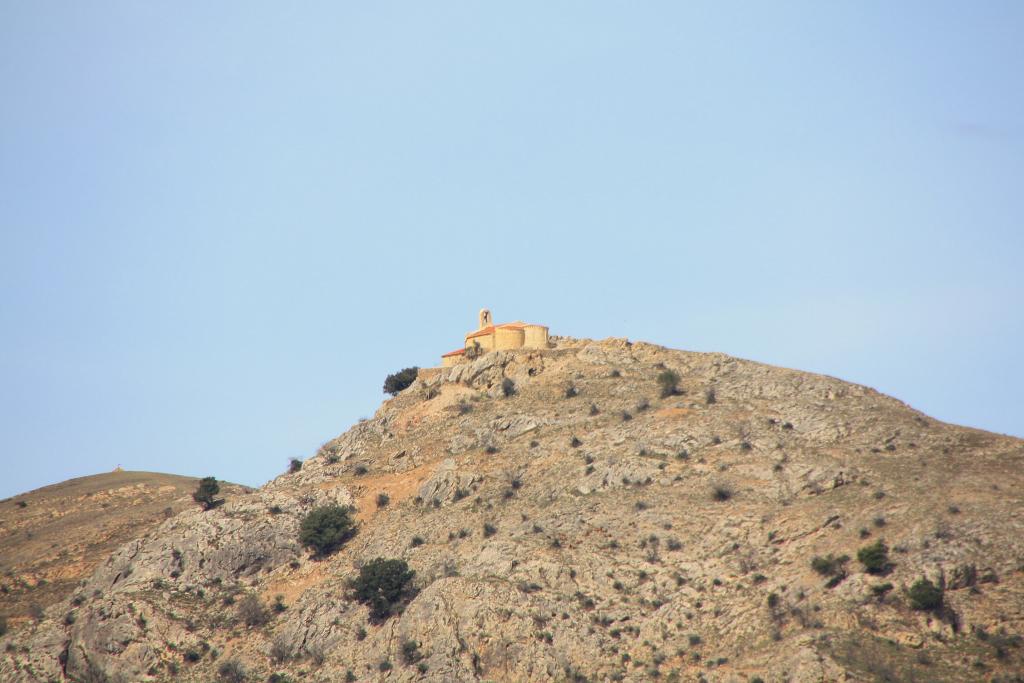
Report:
441,309,549,367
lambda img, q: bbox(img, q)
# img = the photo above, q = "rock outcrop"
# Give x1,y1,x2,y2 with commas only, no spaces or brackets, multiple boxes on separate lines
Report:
2,338,1022,682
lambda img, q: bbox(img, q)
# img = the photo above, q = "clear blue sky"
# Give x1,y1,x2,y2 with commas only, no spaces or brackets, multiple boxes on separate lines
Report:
2,2,1022,498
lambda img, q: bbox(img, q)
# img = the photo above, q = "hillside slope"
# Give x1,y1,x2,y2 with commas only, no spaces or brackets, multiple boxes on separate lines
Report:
0,471,248,633
2,338,1022,682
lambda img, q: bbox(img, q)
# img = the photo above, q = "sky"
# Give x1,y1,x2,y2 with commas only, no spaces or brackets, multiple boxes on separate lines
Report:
1,2,1022,499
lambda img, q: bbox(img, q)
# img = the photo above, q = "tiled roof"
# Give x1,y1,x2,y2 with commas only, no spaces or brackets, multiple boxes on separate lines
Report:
466,322,527,339
441,348,466,357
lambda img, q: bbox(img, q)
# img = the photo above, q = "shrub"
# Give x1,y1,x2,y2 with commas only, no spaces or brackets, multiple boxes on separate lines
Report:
705,389,717,405
501,378,516,397
237,594,269,627
378,660,392,672
811,554,849,577
0,615,6,637
565,384,579,398
589,403,599,415
353,465,368,476
383,367,419,396
272,595,287,613
183,648,201,663
401,639,423,664
288,458,302,474
351,558,416,622
376,493,390,508
610,369,621,378
871,582,893,597
857,540,890,574
570,436,582,448
711,484,733,502
218,659,247,683
410,536,424,548
299,505,357,557
16,500,27,508
908,578,943,611
192,477,223,511
657,370,681,398
483,522,497,537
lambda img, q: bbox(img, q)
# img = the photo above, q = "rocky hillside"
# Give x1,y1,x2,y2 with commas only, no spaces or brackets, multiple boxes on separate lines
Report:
2,338,1022,682
0,471,245,634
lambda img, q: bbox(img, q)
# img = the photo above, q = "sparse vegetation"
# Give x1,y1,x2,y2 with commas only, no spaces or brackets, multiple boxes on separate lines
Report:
351,558,417,622
501,378,516,397
383,367,419,396
218,659,247,682
857,540,890,574
657,370,681,398
376,492,390,508
711,483,733,502
811,554,849,578
237,594,269,627
288,458,302,474
908,578,943,611
299,505,357,557
192,477,223,511
401,639,423,665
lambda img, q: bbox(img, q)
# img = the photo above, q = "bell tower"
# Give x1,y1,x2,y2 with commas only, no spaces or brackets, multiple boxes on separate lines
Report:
478,308,493,329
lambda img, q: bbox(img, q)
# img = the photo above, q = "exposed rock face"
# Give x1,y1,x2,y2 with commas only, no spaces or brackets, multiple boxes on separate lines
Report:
2,338,1023,682
0,471,241,631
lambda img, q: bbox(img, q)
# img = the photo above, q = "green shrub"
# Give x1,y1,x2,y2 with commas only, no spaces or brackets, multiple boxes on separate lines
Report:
811,554,849,577
288,458,302,474
857,540,890,574
383,367,419,396
299,505,357,557
0,615,6,636
565,384,579,398
908,578,943,610
192,477,223,511
711,484,733,502
376,493,390,508
401,639,423,664
351,558,416,622
657,370,681,398
483,522,497,538
501,378,516,397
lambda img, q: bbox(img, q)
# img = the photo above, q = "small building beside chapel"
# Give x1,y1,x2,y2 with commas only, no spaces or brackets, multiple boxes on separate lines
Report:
441,309,550,366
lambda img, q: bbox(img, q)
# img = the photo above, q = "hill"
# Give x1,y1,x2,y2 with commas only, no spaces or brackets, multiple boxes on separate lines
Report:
2,338,1022,682
0,471,248,635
